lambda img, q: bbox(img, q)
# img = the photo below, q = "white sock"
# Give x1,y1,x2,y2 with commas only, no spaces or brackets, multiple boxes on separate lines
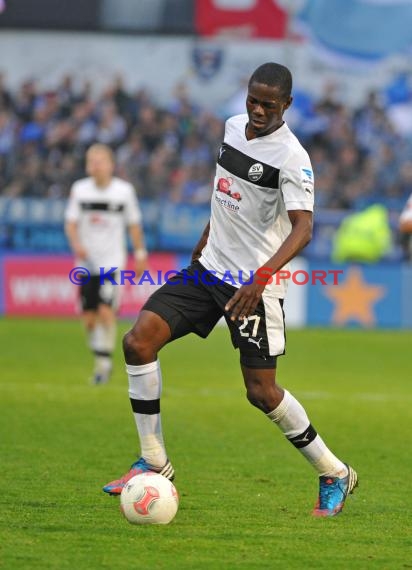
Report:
88,323,116,374
87,325,101,352
267,390,348,478
101,321,116,354
127,360,167,468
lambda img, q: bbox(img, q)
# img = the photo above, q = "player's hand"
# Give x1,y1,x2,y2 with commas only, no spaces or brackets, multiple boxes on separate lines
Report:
135,258,147,279
74,245,88,259
225,281,266,321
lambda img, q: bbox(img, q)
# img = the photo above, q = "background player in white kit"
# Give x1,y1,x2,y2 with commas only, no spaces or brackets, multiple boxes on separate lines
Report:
65,144,147,384
102,63,358,517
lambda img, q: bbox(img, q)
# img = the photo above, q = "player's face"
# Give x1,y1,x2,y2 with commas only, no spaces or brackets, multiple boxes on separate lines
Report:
246,82,292,139
86,150,114,182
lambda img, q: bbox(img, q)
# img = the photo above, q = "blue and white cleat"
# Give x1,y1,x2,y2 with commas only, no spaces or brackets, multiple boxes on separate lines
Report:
312,464,358,517
103,457,175,495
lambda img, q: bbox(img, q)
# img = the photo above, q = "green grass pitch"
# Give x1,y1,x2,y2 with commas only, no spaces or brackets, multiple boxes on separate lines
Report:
1,318,411,569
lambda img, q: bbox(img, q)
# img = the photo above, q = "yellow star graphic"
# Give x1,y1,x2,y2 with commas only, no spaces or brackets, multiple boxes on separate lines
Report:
324,267,386,326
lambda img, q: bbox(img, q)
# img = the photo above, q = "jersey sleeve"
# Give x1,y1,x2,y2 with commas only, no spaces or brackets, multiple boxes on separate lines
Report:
64,182,81,222
400,193,412,223
125,183,142,225
280,149,315,212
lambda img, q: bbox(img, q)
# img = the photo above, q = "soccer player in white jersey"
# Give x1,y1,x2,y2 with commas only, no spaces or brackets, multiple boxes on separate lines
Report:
65,144,147,384
103,63,358,516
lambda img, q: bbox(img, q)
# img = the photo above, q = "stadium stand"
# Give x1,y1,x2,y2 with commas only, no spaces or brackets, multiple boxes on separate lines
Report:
0,73,411,258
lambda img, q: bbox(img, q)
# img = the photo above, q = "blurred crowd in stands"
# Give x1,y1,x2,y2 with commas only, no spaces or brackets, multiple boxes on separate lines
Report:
0,71,412,213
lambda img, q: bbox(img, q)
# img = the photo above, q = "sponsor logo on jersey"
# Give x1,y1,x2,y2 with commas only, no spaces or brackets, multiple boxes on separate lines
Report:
215,176,241,212
248,163,264,182
90,213,104,224
300,166,314,194
301,167,313,180
300,167,314,185
216,177,242,202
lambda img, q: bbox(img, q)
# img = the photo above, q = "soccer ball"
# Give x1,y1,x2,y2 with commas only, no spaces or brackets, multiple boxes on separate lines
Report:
120,472,179,525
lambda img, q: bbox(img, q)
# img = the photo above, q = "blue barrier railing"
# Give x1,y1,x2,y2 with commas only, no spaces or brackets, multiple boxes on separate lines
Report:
0,197,404,260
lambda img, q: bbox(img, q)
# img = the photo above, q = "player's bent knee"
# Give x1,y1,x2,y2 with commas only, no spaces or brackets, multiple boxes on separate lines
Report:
242,365,281,413
245,388,276,414
122,329,150,362
245,388,274,413
123,318,168,363
246,388,261,409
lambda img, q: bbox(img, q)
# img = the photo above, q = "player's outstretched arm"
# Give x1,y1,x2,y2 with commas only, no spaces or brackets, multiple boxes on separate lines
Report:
225,210,312,321
65,221,88,260
191,220,210,263
129,223,148,278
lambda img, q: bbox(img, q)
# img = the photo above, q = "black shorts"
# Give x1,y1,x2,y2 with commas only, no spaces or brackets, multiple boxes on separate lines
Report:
143,261,286,369
80,273,120,312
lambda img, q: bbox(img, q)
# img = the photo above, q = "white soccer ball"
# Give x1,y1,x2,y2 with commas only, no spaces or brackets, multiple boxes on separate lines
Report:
120,473,179,525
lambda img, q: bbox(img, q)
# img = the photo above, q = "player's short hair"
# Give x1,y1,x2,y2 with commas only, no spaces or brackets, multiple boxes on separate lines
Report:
86,143,114,163
249,63,292,99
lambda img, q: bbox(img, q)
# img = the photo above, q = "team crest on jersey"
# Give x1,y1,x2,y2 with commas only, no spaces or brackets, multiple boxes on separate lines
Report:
248,163,264,182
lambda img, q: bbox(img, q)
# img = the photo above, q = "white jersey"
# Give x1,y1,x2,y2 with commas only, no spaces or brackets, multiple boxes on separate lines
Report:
199,114,314,298
65,176,142,274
